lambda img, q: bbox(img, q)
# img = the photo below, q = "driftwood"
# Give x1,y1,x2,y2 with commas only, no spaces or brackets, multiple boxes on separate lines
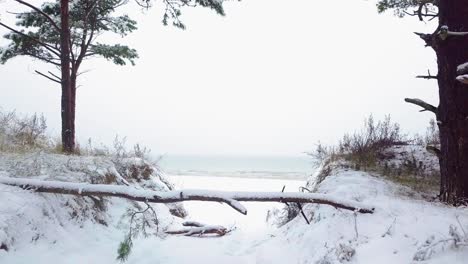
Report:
166,221,229,236
0,177,375,215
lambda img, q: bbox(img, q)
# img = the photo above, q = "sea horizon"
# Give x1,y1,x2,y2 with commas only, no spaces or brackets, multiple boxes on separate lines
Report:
158,154,315,180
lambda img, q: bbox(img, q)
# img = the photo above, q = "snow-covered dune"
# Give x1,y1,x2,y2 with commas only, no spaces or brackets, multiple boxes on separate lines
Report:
0,151,185,258
255,163,468,264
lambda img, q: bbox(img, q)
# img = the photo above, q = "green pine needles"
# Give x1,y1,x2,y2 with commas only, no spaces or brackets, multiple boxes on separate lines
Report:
0,0,138,68
117,235,134,262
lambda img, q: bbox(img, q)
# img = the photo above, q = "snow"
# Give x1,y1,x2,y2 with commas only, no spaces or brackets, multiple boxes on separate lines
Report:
0,152,467,263
457,62,468,74
456,74,468,84
380,144,439,176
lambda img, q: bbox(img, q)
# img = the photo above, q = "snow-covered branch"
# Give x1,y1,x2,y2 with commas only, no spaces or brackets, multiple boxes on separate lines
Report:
455,63,468,84
0,177,375,214
438,25,468,40
404,98,438,115
456,75,468,84
166,221,230,236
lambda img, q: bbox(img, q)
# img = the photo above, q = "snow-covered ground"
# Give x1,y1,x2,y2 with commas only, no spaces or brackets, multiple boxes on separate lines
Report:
0,173,304,263
1,153,468,264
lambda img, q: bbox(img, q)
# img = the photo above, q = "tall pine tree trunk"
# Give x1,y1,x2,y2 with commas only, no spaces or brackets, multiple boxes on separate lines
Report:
70,71,77,151
435,0,468,203
60,0,75,153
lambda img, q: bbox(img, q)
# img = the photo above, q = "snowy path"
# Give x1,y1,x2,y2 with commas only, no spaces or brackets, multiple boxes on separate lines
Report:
138,175,305,264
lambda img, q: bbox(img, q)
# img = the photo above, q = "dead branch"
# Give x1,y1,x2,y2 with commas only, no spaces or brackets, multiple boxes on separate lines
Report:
404,98,438,116
0,177,375,214
416,70,438,80
34,70,61,84
48,71,61,81
414,32,434,47
166,221,229,236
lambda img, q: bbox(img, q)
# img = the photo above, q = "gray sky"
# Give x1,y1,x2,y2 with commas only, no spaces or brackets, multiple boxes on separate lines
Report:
0,0,438,156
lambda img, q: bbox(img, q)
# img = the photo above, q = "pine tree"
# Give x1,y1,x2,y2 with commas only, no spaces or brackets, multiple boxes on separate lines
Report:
378,0,468,203
0,0,138,152
0,0,227,153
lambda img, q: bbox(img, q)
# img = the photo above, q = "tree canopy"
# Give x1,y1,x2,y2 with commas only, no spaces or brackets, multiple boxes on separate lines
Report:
0,0,138,70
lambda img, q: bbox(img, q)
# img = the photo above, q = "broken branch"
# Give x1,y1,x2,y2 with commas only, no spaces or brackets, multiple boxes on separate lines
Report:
416,70,438,80
404,98,438,116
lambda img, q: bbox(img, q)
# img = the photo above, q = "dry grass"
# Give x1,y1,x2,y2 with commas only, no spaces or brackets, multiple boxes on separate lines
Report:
0,109,50,152
308,115,441,194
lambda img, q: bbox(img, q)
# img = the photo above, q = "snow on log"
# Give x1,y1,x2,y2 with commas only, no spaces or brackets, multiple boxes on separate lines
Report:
0,177,375,214
166,221,228,236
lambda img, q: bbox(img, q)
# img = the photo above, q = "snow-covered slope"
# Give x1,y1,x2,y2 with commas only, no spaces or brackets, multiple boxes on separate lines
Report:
256,162,468,264
0,151,185,254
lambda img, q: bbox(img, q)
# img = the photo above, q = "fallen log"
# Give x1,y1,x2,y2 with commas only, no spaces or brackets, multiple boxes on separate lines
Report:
166,221,228,236
0,177,375,214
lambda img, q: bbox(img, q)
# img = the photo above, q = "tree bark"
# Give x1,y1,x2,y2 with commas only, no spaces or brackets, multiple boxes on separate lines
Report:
434,0,468,203
60,0,75,153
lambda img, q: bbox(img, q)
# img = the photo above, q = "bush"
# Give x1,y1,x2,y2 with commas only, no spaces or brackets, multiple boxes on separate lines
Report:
308,115,406,171
338,115,406,170
307,115,440,193
0,109,49,152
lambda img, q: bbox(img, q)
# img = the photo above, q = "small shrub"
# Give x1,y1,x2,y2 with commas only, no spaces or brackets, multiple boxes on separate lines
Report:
0,109,50,151
307,115,440,194
338,115,406,170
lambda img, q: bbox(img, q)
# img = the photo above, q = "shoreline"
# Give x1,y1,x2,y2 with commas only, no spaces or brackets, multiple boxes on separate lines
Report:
165,172,311,181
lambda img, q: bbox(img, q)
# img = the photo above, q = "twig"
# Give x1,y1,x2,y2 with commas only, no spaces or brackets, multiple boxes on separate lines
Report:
456,215,467,237
353,211,359,240
34,70,61,84
381,218,397,238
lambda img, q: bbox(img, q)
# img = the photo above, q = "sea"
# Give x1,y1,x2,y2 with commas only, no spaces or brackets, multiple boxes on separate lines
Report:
158,154,315,180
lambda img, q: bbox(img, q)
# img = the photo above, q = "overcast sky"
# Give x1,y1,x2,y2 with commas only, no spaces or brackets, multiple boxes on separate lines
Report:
0,0,438,156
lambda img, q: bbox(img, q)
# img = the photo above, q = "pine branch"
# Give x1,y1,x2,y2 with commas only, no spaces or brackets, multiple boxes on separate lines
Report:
14,0,61,32
21,51,61,66
0,22,61,57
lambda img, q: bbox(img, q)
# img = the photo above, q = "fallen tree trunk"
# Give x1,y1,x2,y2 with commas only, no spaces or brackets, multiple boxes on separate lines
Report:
0,177,375,214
